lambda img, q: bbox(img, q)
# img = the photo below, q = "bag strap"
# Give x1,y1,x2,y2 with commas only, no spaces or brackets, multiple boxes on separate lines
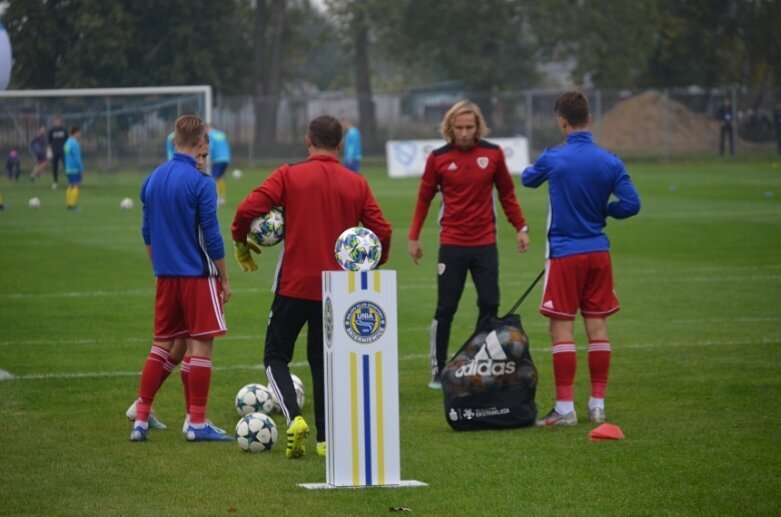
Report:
501,268,545,318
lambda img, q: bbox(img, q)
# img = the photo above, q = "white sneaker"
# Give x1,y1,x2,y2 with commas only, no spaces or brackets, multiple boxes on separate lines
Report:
182,415,190,433
588,407,606,423
125,399,168,430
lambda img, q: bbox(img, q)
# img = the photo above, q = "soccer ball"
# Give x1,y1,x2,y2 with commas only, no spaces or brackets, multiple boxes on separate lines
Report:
120,197,134,210
248,207,284,247
235,383,275,416
231,169,242,179
28,197,41,209
334,226,381,271
235,412,277,453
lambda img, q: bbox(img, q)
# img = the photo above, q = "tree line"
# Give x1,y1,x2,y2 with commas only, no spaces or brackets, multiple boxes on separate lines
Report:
3,0,779,150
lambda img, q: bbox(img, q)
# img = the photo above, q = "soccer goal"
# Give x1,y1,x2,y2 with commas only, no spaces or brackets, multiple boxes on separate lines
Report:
0,85,212,171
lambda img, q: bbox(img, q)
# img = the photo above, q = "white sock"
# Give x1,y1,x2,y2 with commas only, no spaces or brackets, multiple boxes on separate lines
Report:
133,420,149,430
555,401,574,415
589,397,605,410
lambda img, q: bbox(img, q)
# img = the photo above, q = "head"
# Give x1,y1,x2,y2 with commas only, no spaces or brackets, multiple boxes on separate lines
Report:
37,125,46,135
173,114,206,156
195,133,210,172
70,126,81,138
554,91,591,134
722,97,732,106
306,115,343,152
54,115,62,127
440,100,488,149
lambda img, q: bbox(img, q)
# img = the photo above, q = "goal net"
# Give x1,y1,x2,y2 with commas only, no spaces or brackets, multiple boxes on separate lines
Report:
0,85,212,172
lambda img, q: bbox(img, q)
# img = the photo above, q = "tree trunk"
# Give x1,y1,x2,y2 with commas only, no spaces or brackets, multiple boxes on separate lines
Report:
253,0,269,152
254,0,285,153
353,9,377,153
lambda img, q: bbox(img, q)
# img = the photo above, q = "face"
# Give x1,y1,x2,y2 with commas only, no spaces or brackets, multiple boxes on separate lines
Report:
195,137,209,172
451,112,478,149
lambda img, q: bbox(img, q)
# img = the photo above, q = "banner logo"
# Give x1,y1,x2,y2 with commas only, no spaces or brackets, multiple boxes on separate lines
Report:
324,297,334,348
344,301,387,344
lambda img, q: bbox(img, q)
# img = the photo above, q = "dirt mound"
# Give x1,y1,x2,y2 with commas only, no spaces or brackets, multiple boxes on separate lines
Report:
600,90,721,152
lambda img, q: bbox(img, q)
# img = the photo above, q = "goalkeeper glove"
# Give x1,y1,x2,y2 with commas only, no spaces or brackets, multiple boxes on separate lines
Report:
233,241,258,272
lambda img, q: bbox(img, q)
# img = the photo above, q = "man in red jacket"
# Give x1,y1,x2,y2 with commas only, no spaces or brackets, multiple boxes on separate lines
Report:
232,114,392,459
408,100,530,390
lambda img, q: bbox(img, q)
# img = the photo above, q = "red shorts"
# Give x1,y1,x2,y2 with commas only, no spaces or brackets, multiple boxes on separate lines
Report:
539,252,620,320
154,277,227,340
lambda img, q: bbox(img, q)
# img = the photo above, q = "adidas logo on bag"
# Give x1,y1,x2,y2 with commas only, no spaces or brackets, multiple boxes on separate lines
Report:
455,330,517,378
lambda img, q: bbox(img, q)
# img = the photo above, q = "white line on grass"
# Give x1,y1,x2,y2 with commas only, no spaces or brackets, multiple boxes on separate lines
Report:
2,337,779,382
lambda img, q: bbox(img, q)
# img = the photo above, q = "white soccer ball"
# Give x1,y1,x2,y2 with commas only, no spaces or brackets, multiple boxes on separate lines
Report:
248,207,284,247
334,226,382,271
235,412,277,453
28,197,40,209
120,197,134,210
231,169,242,179
235,383,276,416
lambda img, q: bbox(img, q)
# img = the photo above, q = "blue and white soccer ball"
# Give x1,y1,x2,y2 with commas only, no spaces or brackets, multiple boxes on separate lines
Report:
334,226,381,271
235,383,275,416
248,207,284,247
235,412,277,453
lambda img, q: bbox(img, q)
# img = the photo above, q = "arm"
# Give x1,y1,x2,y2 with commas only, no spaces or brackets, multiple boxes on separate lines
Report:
521,151,551,188
407,153,439,263
231,166,285,243
494,150,527,232
212,258,232,303
196,177,226,263
608,166,641,219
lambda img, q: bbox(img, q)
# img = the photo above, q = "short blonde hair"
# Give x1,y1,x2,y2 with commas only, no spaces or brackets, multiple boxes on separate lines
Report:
174,114,206,149
439,100,489,143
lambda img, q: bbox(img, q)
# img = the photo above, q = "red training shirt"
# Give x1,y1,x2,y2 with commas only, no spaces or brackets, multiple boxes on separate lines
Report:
408,140,526,246
232,154,392,301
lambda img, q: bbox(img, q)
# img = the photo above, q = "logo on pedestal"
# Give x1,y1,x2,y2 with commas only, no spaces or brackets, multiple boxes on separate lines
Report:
344,301,386,344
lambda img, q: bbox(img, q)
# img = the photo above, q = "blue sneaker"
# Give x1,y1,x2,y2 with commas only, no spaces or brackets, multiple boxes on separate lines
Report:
130,426,147,442
186,423,233,442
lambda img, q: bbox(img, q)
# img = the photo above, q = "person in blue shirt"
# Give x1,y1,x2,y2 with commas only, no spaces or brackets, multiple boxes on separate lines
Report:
521,91,640,428
63,127,84,210
129,114,232,443
207,125,231,205
166,130,175,161
341,119,362,173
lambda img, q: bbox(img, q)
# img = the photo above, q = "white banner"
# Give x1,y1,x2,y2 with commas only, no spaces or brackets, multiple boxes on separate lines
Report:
385,137,530,178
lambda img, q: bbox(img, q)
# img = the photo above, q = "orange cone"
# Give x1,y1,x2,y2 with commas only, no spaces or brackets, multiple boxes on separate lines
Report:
589,423,625,441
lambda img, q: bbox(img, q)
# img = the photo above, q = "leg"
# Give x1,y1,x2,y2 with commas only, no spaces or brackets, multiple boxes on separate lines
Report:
470,244,499,328
584,317,610,421
305,301,325,443
430,245,469,381
131,339,175,440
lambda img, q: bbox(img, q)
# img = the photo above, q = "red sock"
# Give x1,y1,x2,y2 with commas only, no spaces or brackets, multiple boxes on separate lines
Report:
188,356,212,425
552,342,577,401
157,356,180,389
588,341,611,399
180,356,191,415
136,345,170,422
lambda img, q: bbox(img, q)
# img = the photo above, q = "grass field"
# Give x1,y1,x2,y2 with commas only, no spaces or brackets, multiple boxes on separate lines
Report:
1,157,780,515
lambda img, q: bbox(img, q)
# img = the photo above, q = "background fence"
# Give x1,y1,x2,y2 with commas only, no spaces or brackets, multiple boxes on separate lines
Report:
2,86,779,173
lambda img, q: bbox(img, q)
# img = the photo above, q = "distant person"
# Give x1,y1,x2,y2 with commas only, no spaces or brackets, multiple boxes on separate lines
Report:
29,126,48,180
166,130,175,161
341,119,362,173
130,114,232,443
716,97,735,156
522,91,640,427
408,100,530,390
773,101,781,155
207,125,231,206
126,136,214,434
63,127,84,210
6,149,20,181
48,116,68,189
231,114,392,459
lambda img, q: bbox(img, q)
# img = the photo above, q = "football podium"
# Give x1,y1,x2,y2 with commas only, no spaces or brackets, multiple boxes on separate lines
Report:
299,270,426,489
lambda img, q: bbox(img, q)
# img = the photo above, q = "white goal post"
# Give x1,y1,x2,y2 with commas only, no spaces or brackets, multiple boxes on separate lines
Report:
0,85,212,171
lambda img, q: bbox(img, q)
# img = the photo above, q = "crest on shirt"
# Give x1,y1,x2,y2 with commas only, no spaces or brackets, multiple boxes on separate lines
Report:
476,157,489,169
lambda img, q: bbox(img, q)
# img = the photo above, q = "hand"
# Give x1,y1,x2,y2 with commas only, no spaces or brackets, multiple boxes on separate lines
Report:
233,241,258,272
517,229,530,253
221,279,232,303
408,239,423,264
245,238,263,255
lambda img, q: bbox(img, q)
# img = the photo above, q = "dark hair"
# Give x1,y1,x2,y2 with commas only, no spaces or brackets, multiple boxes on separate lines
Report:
308,115,342,150
70,126,81,135
174,114,206,149
554,91,590,128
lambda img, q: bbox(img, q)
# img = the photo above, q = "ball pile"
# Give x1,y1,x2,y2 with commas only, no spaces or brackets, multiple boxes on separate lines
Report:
235,412,277,452
235,383,275,416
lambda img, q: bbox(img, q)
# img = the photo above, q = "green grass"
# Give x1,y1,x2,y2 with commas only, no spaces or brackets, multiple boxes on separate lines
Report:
1,157,781,515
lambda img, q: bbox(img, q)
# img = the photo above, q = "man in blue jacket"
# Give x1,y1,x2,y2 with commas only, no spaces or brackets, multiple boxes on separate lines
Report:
64,127,83,210
522,91,640,427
